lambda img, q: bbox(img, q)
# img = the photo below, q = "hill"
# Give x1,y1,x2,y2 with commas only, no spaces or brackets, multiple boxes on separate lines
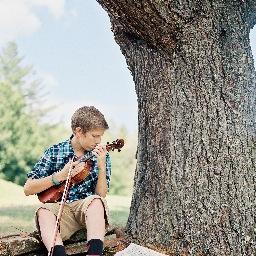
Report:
0,179,39,206
0,179,131,236
0,178,132,208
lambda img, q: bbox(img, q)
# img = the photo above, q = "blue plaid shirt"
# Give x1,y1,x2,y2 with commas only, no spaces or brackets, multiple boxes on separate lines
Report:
27,136,111,203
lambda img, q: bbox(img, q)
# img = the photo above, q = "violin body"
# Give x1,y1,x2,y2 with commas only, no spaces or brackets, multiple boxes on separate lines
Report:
38,160,92,203
38,184,64,203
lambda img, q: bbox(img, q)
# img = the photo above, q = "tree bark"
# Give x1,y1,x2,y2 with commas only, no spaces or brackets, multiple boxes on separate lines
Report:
247,1,256,28
96,1,256,255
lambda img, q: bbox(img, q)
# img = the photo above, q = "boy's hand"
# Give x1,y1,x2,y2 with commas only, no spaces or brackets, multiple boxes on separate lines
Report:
57,159,85,181
72,161,86,177
92,144,107,171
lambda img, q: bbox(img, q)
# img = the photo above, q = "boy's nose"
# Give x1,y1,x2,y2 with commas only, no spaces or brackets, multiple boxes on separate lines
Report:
95,138,101,144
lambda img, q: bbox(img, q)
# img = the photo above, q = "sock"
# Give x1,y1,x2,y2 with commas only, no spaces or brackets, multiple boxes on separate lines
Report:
87,239,104,255
52,245,67,256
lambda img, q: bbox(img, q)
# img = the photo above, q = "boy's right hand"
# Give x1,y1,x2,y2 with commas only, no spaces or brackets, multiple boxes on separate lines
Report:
56,159,85,182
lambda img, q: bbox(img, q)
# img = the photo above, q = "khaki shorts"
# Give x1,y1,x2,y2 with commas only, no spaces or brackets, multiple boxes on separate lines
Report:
35,195,109,241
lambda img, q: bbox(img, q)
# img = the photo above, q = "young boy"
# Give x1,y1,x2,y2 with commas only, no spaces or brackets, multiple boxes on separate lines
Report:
24,106,111,256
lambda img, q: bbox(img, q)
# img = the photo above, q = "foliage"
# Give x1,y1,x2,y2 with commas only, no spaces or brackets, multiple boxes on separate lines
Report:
0,42,67,185
103,126,137,196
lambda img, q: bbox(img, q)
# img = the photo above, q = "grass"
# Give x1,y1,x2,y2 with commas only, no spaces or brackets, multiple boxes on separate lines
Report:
0,179,131,237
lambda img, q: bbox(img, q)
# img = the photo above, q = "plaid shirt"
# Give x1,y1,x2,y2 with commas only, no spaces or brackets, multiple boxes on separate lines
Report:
27,135,111,203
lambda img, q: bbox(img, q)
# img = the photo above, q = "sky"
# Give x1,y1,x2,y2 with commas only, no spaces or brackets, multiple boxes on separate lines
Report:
0,0,256,133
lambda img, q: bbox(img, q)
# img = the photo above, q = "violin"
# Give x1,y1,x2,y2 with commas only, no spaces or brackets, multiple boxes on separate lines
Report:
37,139,124,203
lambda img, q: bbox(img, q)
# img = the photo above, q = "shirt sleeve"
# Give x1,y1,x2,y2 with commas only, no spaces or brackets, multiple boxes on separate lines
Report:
105,153,111,190
27,148,53,179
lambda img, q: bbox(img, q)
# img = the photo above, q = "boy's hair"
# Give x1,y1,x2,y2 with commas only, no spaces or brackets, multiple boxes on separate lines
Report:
71,106,109,133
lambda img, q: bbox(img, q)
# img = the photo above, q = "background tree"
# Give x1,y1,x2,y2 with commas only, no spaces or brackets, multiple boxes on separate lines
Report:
0,42,67,185
97,1,256,255
104,126,137,196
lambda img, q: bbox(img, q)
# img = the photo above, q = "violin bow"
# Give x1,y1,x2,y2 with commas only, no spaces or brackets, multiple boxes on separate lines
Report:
48,156,75,256
47,139,124,255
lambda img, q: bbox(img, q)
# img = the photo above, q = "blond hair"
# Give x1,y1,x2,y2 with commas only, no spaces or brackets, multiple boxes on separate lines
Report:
71,106,109,133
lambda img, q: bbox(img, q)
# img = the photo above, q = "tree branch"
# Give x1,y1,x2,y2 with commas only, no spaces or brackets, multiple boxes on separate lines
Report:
96,0,206,51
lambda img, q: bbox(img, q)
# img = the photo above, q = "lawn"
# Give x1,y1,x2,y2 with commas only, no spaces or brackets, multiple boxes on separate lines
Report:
0,179,131,237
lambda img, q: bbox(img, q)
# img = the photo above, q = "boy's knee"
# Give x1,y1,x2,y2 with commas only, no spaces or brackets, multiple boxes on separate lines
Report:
37,207,56,220
87,198,104,212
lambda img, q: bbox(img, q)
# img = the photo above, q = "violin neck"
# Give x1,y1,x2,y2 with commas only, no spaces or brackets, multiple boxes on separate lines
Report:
78,142,115,163
78,153,94,163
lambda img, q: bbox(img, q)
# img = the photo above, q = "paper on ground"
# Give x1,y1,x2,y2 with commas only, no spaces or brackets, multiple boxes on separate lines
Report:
114,243,168,256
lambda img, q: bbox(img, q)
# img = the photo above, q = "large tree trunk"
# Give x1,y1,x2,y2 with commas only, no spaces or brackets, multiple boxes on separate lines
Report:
97,1,256,255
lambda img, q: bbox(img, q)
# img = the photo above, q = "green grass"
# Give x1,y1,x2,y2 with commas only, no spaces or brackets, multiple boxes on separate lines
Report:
0,179,131,237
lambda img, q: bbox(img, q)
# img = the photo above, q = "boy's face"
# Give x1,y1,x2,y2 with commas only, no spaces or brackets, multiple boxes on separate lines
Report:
75,127,105,151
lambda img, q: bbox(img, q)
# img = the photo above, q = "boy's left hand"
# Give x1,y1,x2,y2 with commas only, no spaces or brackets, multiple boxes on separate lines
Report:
92,144,107,171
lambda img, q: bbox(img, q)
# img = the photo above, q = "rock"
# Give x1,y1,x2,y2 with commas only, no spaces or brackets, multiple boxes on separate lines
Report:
0,227,127,256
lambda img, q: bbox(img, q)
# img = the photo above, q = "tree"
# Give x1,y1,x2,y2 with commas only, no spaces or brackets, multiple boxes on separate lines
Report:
0,43,68,185
96,1,256,255
0,42,50,120
104,126,137,196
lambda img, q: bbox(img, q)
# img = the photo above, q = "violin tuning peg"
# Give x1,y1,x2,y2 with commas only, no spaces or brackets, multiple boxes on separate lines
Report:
107,142,109,144
118,149,121,152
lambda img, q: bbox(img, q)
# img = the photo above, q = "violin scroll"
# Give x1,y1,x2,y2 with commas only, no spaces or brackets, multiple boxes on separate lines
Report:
106,139,124,152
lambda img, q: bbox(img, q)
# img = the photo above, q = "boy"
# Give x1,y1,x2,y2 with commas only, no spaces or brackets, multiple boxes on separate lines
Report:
24,106,111,256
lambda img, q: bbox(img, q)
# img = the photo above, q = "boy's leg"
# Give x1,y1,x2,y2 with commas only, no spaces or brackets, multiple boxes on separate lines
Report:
37,208,64,251
85,198,105,241
72,196,110,255
85,199,105,255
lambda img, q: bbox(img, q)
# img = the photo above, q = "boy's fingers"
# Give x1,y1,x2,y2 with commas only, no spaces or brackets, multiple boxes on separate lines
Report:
73,163,85,172
71,160,80,166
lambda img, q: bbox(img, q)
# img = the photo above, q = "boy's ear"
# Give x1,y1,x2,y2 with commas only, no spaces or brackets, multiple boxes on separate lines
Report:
74,127,83,135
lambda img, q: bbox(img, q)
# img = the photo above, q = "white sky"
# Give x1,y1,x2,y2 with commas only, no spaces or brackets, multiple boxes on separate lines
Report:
0,0,256,133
